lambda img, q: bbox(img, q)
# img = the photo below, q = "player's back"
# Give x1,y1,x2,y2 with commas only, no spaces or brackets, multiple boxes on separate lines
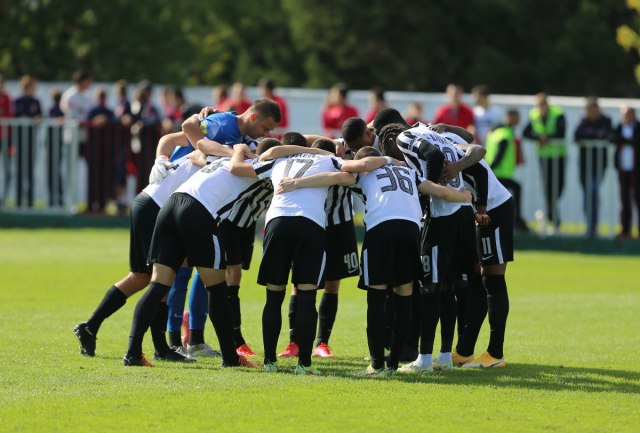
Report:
265,153,342,228
143,155,200,207
354,164,423,230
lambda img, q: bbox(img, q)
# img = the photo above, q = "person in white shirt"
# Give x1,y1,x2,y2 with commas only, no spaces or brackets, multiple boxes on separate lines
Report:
61,70,93,122
277,146,471,375
472,85,503,146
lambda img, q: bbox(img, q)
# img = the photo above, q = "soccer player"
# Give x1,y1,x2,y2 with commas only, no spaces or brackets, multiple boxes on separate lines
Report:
122,138,281,367
438,131,514,368
278,136,360,359
378,121,484,373
73,132,203,360
230,139,394,374
161,99,281,358
277,146,471,375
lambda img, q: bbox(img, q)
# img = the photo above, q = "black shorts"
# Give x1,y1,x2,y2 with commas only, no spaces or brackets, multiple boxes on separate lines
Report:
148,193,226,273
358,220,421,290
325,220,359,281
129,192,160,274
477,198,514,266
420,206,474,286
218,220,255,270
258,216,326,287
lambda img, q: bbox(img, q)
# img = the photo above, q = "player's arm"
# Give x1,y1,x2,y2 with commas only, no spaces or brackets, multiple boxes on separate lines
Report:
418,180,472,202
187,150,208,168
228,144,259,178
259,145,331,161
340,156,403,173
277,172,356,194
429,123,475,144
461,162,491,228
181,114,206,148
149,132,189,183
196,138,234,158
439,144,486,183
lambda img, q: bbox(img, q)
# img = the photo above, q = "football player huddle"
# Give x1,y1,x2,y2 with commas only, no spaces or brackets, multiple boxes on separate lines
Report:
74,102,514,376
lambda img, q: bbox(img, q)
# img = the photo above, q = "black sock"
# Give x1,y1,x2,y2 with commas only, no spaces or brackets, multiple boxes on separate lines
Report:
126,282,170,358
384,289,394,350
484,275,509,359
288,294,297,344
168,331,182,348
227,285,245,347
262,289,286,364
367,289,387,370
150,302,171,355
189,329,204,346
457,273,487,356
439,288,457,353
419,292,439,355
455,285,468,342
294,290,318,367
315,292,338,346
87,285,127,334
206,282,238,365
388,293,412,370
405,286,421,351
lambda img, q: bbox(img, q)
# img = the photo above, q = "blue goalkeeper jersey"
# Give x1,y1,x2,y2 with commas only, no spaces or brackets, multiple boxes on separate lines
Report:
169,112,258,161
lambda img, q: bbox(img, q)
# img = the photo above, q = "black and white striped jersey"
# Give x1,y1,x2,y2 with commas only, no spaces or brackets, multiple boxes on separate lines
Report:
442,132,512,212
143,154,200,207
258,154,344,228
325,186,354,226
351,163,424,230
175,157,271,222
397,124,467,217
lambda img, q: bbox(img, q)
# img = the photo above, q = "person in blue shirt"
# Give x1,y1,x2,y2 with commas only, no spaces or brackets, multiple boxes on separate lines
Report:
150,99,281,360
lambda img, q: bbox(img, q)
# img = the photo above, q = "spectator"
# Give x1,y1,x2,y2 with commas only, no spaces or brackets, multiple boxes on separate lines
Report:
160,87,176,119
212,85,228,111
258,77,288,137
131,80,162,126
403,101,425,126
523,92,567,232
433,83,475,133
113,79,132,125
574,96,612,238
610,105,640,239
13,75,42,208
131,80,162,193
472,84,502,145
321,82,359,138
221,82,251,114
485,108,529,232
47,88,64,207
365,86,387,124
61,70,93,123
87,88,115,126
0,74,11,206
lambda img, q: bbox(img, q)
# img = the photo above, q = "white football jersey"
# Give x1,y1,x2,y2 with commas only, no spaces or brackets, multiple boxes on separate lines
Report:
259,154,343,228
397,124,466,217
143,155,200,207
351,164,424,230
175,157,267,221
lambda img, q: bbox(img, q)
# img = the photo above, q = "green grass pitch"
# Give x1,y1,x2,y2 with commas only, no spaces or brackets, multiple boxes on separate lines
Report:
1,228,639,432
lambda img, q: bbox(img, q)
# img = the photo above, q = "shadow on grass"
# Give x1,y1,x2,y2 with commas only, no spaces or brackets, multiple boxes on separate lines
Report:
320,358,640,394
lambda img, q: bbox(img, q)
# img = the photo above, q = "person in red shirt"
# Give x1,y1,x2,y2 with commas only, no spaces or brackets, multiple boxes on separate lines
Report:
433,83,475,135
221,82,252,114
258,78,288,138
0,74,12,119
212,85,228,111
365,86,387,124
0,74,13,205
321,83,359,138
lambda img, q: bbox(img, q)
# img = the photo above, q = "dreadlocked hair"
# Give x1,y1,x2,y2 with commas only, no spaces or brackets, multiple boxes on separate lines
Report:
378,123,408,156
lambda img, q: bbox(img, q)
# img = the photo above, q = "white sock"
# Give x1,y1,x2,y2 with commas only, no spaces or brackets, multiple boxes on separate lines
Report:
437,352,452,363
416,353,433,367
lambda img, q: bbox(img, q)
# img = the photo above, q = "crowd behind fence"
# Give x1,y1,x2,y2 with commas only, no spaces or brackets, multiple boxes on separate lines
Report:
0,78,638,240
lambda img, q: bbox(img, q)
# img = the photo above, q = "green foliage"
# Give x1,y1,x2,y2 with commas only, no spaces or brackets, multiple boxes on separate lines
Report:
0,0,638,95
1,229,640,432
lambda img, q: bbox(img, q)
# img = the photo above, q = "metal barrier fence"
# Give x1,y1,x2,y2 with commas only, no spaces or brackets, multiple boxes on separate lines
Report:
0,119,161,214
